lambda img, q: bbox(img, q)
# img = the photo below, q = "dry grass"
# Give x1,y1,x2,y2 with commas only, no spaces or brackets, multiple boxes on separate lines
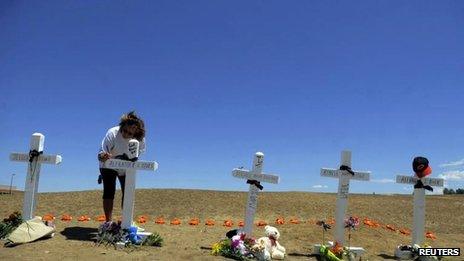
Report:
1,189,463,260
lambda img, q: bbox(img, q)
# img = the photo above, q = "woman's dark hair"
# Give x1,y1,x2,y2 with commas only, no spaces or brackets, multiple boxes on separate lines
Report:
119,111,145,141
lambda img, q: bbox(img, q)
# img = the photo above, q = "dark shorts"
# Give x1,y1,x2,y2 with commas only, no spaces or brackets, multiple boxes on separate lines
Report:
100,168,125,200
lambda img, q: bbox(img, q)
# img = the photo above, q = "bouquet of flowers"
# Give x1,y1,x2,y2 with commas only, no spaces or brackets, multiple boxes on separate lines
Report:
0,212,23,239
96,221,127,247
211,232,258,260
96,221,163,248
316,216,361,261
319,244,342,261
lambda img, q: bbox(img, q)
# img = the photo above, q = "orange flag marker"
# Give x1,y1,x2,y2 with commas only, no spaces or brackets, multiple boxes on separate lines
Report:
223,220,233,227
400,228,411,236
289,218,300,224
385,224,396,232
275,217,285,225
189,218,200,225
155,217,165,224
77,215,91,222
61,214,72,221
425,231,437,240
170,218,181,225
137,215,148,224
42,214,55,221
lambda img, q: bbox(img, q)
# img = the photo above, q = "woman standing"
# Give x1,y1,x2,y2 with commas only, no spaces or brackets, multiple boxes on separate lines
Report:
97,111,146,222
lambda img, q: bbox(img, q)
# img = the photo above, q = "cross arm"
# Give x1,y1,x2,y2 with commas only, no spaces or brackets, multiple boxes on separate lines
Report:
321,168,370,181
104,159,158,171
232,169,279,184
10,153,62,164
396,175,444,187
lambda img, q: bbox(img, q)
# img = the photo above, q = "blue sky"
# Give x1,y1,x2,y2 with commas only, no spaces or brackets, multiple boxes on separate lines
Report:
1,1,463,194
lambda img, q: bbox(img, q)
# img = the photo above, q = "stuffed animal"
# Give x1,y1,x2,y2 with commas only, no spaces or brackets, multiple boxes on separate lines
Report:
253,225,286,260
252,237,271,261
127,226,142,244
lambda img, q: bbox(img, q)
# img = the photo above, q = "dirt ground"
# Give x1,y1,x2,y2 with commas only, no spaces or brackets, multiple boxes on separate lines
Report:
1,189,463,260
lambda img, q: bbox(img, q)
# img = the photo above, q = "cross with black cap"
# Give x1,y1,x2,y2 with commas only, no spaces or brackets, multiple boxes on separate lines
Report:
395,156,444,247
232,152,279,236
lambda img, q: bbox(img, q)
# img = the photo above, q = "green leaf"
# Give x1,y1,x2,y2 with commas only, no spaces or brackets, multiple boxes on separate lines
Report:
142,232,163,247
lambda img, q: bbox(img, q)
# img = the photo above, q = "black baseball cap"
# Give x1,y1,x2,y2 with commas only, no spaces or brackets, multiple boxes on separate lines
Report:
412,156,432,178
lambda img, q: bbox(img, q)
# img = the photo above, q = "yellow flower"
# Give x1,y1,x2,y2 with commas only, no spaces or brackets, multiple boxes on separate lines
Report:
211,242,222,255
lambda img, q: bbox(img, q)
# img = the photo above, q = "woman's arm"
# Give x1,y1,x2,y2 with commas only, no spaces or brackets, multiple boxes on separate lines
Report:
98,129,116,162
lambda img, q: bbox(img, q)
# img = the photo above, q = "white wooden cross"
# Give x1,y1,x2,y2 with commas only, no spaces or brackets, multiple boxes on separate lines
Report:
320,150,370,245
10,133,62,220
104,139,158,229
232,152,279,236
395,175,444,246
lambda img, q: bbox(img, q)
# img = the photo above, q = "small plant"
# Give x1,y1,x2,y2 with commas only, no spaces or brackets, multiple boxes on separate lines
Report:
0,212,23,239
142,232,163,247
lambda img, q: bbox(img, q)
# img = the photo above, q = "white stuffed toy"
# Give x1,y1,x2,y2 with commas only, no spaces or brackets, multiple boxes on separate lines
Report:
251,237,271,261
253,225,286,260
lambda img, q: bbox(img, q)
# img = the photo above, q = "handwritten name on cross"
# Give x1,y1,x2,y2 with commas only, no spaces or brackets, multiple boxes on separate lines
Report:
320,150,370,245
104,139,158,229
10,133,62,220
232,152,279,236
396,175,444,245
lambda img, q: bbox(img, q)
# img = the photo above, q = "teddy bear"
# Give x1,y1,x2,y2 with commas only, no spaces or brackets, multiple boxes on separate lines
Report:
251,236,271,261
253,225,286,260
